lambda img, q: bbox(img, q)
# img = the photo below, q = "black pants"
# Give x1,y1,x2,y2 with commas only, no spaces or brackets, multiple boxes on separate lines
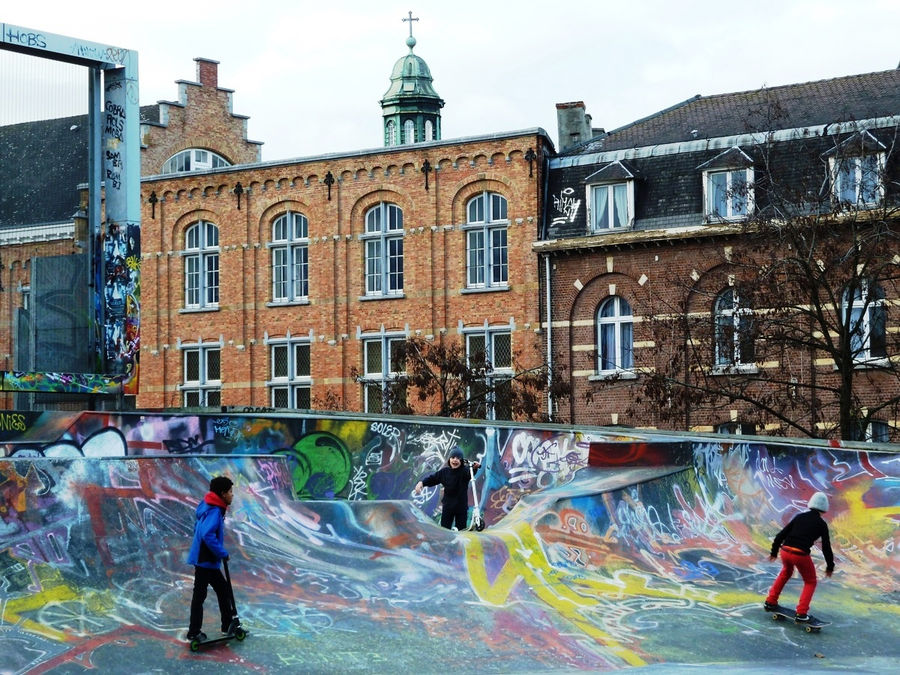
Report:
188,566,232,636
440,507,468,530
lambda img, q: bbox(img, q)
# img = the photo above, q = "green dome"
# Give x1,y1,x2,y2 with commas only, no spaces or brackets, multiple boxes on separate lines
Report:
380,43,443,104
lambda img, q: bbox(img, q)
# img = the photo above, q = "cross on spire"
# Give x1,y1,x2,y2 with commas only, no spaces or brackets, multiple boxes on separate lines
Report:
403,11,419,38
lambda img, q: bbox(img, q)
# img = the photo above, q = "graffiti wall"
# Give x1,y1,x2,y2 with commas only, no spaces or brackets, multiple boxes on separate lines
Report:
0,411,636,526
0,412,898,672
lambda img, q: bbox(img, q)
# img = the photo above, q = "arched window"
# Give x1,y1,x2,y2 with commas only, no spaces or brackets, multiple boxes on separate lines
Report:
714,288,754,368
597,296,633,372
271,212,309,302
386,120,397,146
363,203,404,296
465,192,508,289
162,149,230,174
184,221,219,308
424,120,434,141
403,120,415,145
843,279,886,362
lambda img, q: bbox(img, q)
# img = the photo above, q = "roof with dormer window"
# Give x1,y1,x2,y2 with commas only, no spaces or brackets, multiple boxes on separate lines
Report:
822,129,887,157
696,147,754,171
584,160,638,183
560,69,900,157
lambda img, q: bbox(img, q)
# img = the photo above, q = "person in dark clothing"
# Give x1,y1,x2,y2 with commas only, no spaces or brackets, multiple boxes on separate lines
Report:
186,476,235,642
764,491,835,621
414,448,481,530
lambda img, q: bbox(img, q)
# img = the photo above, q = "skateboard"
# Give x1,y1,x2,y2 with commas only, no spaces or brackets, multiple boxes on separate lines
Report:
189,618,248,652
766,604,831,633
188,560,250,652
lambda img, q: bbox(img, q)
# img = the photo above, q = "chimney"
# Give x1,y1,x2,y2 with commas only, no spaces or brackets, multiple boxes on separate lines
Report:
556,101,594,152
195,57,220,88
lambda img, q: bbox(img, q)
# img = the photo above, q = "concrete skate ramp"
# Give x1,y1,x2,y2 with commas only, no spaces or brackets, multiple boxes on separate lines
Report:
0,441,898,673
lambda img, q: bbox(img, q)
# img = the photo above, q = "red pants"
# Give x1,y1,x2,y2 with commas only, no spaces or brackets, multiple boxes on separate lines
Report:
766,548,817,614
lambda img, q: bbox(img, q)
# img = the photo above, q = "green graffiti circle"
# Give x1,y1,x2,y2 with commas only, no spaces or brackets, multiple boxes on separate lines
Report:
292,431,352,498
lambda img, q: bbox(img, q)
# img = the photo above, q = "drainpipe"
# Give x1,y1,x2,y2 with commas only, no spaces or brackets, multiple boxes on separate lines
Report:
545,253,553,419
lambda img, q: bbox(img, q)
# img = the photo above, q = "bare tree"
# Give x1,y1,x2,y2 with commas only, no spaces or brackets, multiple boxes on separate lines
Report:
633,117,900,441
353,335,570,422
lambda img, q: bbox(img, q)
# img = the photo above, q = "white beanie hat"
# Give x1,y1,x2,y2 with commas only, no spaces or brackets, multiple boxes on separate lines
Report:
807,491,829,512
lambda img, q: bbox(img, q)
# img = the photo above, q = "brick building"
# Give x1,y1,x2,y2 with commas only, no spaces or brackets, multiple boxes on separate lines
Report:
134,38,551,414
0,57,261,409
540,71,900,441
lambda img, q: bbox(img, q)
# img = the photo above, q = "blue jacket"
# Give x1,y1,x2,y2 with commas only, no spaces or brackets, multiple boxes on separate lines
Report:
187,497,229,569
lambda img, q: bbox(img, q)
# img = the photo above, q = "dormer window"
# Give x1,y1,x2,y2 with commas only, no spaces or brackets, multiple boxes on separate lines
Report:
584,161,636,233
161,148,230,174
698,148,754,222
834,155,882,205
826,131,886,208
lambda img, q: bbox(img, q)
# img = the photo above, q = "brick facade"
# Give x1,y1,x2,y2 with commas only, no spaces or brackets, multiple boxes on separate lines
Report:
137,133,552,411
540,71,900,440
139,58,261,175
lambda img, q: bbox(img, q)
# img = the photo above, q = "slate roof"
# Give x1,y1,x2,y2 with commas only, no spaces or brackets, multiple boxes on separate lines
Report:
561,69,900,156
0,105,159,228
545,68,900,242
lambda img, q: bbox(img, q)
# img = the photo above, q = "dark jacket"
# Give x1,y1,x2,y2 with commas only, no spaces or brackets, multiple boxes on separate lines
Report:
421,463,478,514
771,509,834,572
187,494,229,569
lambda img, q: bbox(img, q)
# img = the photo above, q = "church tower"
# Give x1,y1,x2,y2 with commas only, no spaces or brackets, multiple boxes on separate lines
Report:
380,12,444,146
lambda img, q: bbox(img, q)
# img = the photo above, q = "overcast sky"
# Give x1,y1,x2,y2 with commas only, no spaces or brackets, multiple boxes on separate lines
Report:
3,1,899,161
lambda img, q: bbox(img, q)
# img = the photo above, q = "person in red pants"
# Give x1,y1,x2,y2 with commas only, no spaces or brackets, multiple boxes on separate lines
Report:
764,491,835,621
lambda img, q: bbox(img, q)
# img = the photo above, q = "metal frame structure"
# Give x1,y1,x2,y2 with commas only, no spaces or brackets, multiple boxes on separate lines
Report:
1,23,140,399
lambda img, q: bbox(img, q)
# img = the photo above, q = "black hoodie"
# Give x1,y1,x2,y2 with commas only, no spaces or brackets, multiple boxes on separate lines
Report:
771,509,834,572
421,463,478,513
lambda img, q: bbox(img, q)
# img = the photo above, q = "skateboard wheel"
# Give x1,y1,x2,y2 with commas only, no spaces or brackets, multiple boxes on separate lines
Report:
772,614,781,621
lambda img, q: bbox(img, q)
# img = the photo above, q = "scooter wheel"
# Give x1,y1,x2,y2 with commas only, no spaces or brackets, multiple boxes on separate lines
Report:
475,519,485,532
234,627,247,640
189,639,201,652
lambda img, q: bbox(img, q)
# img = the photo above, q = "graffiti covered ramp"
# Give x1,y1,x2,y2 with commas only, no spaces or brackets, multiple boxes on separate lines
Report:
1,449,898,673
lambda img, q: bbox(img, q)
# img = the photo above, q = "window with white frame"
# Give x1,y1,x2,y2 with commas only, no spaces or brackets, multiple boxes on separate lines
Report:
466,329,513,420
843,279,886,363
849,420,891,443
360,334,407,413
714,288,755,369
597,296,634,373
466,192,508,289
271,211,309,303
184,221,219,309
831,153,884,206
363,203,404,296
403,120,415,144
268,338,311,409
182,342,221,407
705,168,753,221
589,182,632,231
162,149,230,174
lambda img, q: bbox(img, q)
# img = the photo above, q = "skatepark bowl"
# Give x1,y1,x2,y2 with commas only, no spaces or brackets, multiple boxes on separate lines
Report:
0,410,897,673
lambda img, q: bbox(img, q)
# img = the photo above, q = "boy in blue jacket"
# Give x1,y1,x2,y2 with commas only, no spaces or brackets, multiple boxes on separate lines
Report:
186,476,234,642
